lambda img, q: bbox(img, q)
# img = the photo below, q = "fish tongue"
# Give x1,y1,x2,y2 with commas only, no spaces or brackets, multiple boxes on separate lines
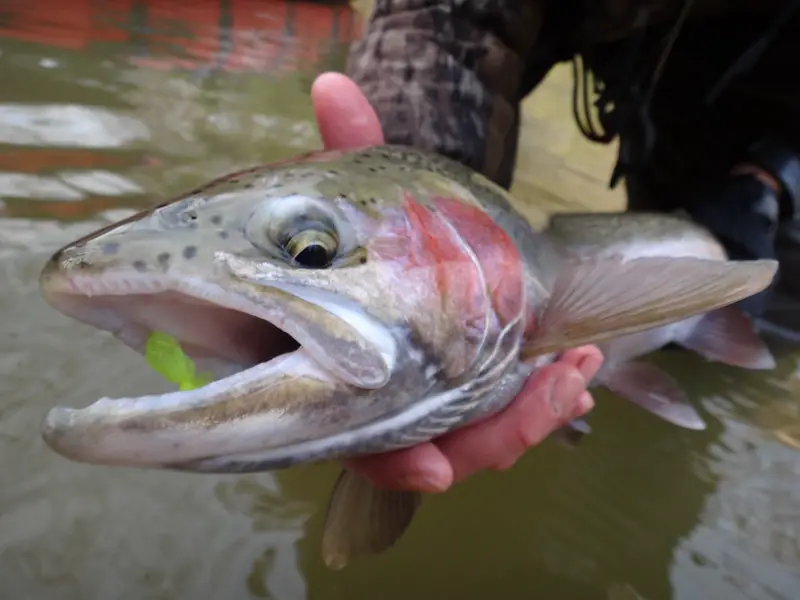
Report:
521,255,779,358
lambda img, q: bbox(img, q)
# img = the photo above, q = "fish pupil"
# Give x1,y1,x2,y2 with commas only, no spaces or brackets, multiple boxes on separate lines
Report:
294,243,331,268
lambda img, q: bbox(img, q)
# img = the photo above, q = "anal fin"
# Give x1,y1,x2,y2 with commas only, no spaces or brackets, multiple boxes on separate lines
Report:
598,361,706,430
321,469,422,570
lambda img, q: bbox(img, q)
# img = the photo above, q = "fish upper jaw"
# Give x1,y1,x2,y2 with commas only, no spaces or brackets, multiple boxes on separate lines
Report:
39,254,399,385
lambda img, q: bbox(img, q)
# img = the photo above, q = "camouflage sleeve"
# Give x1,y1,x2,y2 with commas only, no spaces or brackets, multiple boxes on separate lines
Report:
346,0,552,189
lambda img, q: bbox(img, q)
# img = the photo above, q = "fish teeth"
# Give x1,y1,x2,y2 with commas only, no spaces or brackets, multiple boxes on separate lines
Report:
68,273,169,296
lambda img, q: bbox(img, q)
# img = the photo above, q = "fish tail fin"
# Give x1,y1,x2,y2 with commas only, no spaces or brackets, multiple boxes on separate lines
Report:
677,306,776,370
597,361,706,430
321,469,422,570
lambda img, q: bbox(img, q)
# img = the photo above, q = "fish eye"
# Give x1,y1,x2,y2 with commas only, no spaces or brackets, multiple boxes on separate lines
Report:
245,195,360,266
283,228,338,268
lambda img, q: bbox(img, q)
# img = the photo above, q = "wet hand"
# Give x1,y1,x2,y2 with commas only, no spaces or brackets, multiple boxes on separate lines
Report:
311,72,603,493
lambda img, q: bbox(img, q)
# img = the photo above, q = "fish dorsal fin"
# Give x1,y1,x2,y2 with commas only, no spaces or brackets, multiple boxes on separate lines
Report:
522,256,778,358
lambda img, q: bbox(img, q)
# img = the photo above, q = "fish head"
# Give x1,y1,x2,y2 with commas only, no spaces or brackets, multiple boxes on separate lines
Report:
39,148,528,472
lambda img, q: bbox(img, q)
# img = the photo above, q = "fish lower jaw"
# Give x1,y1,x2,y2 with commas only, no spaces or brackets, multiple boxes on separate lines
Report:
39,347,336,465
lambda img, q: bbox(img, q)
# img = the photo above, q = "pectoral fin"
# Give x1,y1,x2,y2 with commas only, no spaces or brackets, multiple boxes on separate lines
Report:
522,256,777,358
597,361,706,430
321,469,422,570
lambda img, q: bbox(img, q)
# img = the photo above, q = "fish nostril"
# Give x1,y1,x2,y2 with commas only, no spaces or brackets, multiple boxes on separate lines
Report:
48,248,65,265
49,238,92,263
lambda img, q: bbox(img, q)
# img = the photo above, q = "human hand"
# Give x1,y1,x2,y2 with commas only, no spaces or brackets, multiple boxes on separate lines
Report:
310,72,603,494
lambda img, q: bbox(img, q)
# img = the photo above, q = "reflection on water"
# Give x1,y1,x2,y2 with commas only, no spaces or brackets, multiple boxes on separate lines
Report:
0,104,150,148
0,1,798,599
0,0,357,221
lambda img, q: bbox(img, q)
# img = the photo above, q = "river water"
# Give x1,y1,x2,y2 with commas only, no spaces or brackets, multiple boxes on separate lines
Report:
0,1,798,599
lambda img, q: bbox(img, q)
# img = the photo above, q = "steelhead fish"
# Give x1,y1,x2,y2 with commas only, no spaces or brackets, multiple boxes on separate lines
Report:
38,145,778,569
544,211,777,433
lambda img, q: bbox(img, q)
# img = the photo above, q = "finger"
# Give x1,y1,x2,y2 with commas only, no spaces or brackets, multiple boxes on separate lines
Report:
558,346,604,382
436,364,589,482
311,72,384,150
341,442,454,494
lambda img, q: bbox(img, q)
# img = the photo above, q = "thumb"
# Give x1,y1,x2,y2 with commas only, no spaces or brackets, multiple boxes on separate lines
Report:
311,72,384,150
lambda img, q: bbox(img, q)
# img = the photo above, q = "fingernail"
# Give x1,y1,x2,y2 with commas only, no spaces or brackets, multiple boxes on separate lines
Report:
398,471,449,494
548,371,585,416
578,354,602,381
579,391,595,412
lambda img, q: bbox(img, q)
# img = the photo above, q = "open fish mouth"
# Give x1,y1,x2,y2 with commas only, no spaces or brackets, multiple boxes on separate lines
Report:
40,271,307,383
38,265,399,468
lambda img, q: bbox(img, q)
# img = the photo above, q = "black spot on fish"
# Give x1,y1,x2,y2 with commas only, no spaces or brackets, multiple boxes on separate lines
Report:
369,197,377,204
102,243,120,255
210,215,222,225
157,252,170,268
133,260,148,272
368,167,377,173
183,245,197,260
219,231,229,239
